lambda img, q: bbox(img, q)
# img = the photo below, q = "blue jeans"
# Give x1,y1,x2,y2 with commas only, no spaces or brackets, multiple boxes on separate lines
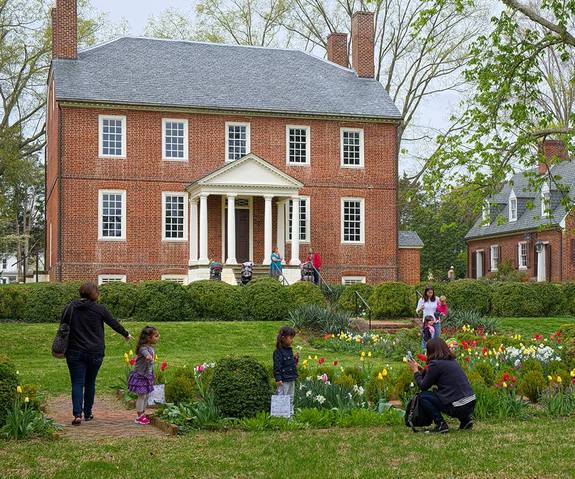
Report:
433,322,441,338
66,350,104,418
418,391,475,425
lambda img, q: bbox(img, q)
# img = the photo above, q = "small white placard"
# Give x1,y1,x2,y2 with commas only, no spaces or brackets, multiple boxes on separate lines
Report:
270,394,292,418
147,384,165,406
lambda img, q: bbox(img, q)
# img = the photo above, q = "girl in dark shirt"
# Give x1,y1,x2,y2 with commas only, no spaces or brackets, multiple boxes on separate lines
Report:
273,326,299,416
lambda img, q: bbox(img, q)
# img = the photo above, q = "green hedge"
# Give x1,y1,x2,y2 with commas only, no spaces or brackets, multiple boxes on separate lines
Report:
443,279,492,316
22,282,82,323
0,355,18,426
243,278,293,321
98,282,140,319
187,280,245,321
369,282,415,319
287,282,326,308
490,282,565,317
337,283,374,312
133,281,194,322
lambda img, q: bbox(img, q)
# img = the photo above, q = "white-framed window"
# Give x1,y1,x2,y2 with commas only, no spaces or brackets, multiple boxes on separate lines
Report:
286,125,310,165
0,277,8,284
482,200,490,224
541,183,551,217
161,274,188,284
1,258,6,269
98,274,127,285
99,115,126,158
509,190,518,222
98,190,126,241
225,122,250,162
340,128,364,168
162,192,188,241
490,245,499,271
162,119,188,161
518,242,528,269
342,276,366,285
341,198,365,244
286,197,310,243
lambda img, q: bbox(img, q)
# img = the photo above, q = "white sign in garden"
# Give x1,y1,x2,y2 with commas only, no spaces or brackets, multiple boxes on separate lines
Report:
270,394,292,418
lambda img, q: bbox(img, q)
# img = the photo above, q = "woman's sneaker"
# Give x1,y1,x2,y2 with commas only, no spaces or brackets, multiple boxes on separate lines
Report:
459,417,474,430
431,421,449,433
135,415,150,425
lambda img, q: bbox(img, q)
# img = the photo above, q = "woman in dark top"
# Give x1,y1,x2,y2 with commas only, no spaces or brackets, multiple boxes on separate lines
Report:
64,282,132,425
407,337,476,433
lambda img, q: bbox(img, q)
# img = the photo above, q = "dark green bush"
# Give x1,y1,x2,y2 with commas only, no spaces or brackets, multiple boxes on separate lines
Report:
23,283,82,323
0,356,19,426
0,285,31,320
165,368,195,404
443,280,492,315
210,357,272,418
322,284,346,304
473,362,496,387
491,282,565,317
187,280,244,321
242,278,292,321
337,284,374,312
287,282,326,308
369,282,414,319
563,283,575,315
99,282,140,319
133,281,194,322
519,370,546,402
414,282,447,299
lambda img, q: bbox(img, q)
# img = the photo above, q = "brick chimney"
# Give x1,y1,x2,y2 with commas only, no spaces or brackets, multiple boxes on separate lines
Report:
539,139,567,174
327,33,348,68
52,0,78,60
351,11,374,78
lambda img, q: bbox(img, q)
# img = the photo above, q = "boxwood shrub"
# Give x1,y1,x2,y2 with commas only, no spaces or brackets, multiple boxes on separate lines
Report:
337,283,374,313
0,355,18,426
133,281,194,322
287,282,326,308
443,279,492,315
369,282,415,319
99,282,140,319
23,282,82,323
242,278,293,321
210,357,272,418
0,284,31,320
563,282,575,316
490,282,566,317
187,280,245,321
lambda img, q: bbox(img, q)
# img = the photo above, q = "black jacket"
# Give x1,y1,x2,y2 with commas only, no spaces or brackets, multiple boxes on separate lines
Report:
414,359,474,406
273,347,298,382
65,299,129,355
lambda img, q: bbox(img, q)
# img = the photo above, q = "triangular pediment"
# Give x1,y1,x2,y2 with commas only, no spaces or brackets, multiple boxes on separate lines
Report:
193,154,303,189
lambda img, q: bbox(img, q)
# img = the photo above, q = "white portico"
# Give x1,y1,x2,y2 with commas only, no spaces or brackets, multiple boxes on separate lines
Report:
187,153,304,284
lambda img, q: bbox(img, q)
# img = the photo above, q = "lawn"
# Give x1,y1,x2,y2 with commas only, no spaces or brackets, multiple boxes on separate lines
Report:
1,417,575,478
498,317,575,336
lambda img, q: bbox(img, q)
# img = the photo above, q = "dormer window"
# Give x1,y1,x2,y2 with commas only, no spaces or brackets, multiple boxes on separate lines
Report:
541,183,551,217
509,191,517,222
482,201,490,225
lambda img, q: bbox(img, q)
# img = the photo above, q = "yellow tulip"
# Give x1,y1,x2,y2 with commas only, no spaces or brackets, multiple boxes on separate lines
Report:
24,396,30,403
548,375,553,381
361,351,366,357
368,351,372,358
402,357,408,363
377,373,383,380
129,350,134,357
381,368,388,377
303,359,308,366
360,357,365,362
16,386,22,394
314,355,318,360
557,376,562,383
571,369,575,378
502,382,507,388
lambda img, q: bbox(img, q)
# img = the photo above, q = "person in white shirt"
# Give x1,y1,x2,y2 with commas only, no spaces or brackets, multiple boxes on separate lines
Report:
416,287,439,348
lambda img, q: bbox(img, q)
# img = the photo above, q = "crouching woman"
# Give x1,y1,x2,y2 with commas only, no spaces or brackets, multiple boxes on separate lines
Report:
407,337,476,433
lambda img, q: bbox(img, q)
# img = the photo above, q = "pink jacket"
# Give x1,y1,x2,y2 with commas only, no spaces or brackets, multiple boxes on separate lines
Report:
436,303,448,316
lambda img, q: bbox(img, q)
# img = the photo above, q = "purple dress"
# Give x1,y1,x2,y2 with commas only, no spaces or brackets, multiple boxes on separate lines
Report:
128,345,155,394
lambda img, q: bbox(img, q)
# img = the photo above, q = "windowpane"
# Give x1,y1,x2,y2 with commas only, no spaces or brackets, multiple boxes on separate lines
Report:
227,125,247,161
342,130,361,166
287,199,308,242
101,118,123,156
343,200,362,242
164,195,185,239
288,128,308,163
101,193,123,238
164,121,186,159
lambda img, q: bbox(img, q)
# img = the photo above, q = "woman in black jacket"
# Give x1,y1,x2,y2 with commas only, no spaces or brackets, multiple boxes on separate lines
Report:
407,337,476,433
64,282,132,425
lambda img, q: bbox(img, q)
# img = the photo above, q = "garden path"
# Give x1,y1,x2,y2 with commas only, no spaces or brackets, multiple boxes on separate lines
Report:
46,395,167,440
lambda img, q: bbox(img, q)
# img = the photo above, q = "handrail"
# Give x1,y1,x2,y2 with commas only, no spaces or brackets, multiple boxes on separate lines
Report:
310,263,333,295
354,290,372,331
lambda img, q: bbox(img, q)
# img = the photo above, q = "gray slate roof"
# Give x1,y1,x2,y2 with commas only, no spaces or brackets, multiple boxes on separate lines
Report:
399,231,424,247
51,37,401,119
465,160,575,240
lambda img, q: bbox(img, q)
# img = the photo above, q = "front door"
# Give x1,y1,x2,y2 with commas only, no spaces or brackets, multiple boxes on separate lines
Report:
225,208,250,263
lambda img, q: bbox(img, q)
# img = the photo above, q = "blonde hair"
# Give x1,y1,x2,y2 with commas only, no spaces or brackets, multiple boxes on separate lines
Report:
440,295,447,302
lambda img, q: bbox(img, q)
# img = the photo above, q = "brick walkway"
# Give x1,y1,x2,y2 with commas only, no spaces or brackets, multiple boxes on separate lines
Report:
47,395,168,440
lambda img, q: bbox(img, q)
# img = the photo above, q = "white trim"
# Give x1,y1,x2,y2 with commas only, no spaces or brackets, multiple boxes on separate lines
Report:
482,200,490,225
221,196,253,262
225,122,251,162
490,244,499,272
342,276,366,285
98,274,127,285
285,196,311,244
98,190,126,241
48,222,52,268
162,192,189,241
286,125,311,166
509,190,517,222
98,115,126,158
162,118,189,161
341,197,365,244
340,128,364,168
541,182,550,217
161,274,188,284
518,241,528,269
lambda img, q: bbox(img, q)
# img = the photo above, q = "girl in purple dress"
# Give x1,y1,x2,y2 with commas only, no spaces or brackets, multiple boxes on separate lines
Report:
128,326,160,425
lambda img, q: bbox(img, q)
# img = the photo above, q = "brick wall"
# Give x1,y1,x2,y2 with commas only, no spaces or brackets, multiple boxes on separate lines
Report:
351,11,374,78
46,105,401,283
398,248,421,285
52,0,77,60
327,33,348,68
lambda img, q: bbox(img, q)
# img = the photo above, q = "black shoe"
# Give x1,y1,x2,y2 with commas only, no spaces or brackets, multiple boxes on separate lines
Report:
72,417,82,426
459,417,473,430
431,422,449,433
84,414,94,422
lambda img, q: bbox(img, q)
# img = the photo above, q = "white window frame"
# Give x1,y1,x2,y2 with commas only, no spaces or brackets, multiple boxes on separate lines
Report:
162,192,189,242
518,241,528,269
225,122,251,162
340,128,365,168
541,183,550,217
341,197,365,244
98,115,126,159
285,196,311,244
482,200,490,224
342,276,366,285
98,274,127,285
98,190,127,241
162,118,189,161
286,125,311,166
48,222,52,268
509,190,518,222
490,245,499,272
161,274,188,284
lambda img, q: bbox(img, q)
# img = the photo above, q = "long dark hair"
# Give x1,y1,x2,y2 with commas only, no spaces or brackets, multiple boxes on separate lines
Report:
276,326,296,349
136,326,158,355
423,287,436,302
426,338,456,362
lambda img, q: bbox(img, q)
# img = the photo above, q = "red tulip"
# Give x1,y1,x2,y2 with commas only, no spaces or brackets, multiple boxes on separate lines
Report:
502,372,510,382
416,353,427,362
129,358,136,366
465,356,471,363
332,360,338,366
160,360,168,372
318,357,325,364
534,334,544,341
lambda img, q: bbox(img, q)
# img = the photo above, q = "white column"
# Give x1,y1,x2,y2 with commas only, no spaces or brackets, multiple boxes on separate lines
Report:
198,193,209,265
263,195,273,265
276,199,285,261
537,248,546,282
226,194,237,264
188,197,198,266
290,196,301,265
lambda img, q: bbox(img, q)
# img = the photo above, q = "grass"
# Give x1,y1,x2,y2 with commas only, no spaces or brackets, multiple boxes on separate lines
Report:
1,418,575,478
498,317,575,336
